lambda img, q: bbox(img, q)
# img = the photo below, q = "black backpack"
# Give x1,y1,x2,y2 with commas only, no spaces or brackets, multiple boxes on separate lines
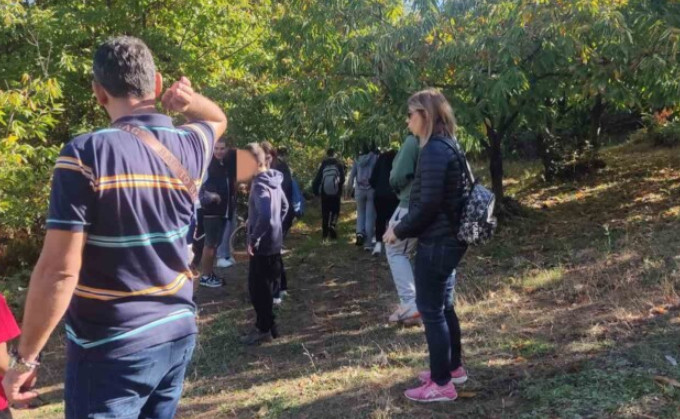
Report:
441,137,497,245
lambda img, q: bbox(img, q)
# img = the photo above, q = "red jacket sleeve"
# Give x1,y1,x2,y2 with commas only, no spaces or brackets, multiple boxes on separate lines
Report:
0,295,20,343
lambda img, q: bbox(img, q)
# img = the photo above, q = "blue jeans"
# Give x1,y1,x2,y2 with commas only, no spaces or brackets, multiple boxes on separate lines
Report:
414,239,467,386
355,188,376,241
65,334,196,419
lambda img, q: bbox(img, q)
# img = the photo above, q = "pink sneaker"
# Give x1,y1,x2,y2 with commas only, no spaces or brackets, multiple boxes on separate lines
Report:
404,379,457,402
418,366,468,385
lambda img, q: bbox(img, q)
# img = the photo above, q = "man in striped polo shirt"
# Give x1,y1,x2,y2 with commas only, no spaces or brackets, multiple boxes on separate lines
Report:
2,36,227,418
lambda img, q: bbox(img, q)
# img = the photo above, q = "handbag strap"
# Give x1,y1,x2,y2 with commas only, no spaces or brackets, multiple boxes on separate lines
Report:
114,123,198,202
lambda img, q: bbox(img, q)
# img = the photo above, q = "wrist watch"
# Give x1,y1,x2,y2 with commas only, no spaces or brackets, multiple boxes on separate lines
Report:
8,349,40,373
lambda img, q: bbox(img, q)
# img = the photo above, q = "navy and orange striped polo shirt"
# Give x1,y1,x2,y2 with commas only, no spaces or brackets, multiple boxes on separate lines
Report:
47,113,214,359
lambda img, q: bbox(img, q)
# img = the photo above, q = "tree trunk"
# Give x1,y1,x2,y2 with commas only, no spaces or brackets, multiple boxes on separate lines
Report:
589,94,605,149
486,123,504,202
536,133,556,181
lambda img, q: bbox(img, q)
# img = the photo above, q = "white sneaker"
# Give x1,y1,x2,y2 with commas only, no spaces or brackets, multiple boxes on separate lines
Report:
215,258,234,268
273,298,282,306
280,290,288,298
372,242,382,256
388,305,420,323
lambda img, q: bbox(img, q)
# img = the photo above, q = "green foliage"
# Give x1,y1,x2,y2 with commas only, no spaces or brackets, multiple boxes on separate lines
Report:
0,75,63,231
2,0,680,230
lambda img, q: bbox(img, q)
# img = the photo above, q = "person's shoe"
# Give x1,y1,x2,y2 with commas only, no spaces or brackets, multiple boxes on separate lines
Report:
215,257,234,268
404,379,457,402
371,242,382,255
329,229,338,240
280,290,288,298
240,328,272,345
418,366,468,385
355,233,365,247
228,256,236,265
199,274,223,288
270,323,279,339
273,297,282,306
389,306,421,324
364,242,374,251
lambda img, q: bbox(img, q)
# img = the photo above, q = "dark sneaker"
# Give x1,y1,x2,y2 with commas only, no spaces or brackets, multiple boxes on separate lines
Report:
329,229,338,240
355,233,365,247
199,275,223,288
240,328,272,345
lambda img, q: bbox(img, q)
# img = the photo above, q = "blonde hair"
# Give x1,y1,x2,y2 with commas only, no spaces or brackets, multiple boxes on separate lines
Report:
407,88,457,141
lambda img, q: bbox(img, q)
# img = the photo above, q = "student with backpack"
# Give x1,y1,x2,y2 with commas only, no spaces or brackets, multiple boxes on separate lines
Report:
312,148,345,240
347,144,378,249
384,89,469,403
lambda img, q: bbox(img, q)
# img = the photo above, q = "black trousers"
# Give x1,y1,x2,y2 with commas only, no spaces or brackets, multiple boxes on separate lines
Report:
0,408,13,419
321,194,341,239
374,195,399,243
248,254,282,332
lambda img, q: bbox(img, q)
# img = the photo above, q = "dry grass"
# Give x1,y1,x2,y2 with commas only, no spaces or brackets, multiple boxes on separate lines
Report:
15,138,680,418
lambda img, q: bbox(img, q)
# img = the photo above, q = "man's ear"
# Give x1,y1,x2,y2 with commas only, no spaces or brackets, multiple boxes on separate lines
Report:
92,82,108,106
154,72,163,99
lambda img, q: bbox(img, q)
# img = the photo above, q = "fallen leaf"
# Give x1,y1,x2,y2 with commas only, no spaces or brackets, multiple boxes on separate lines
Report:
651,306,667,315
665,355,678,367
458,391,477,398
654,376,680,388
513,356,528,364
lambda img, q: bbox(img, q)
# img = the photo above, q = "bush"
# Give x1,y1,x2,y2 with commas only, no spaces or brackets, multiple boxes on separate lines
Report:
0,76,63,233
653,123,680,147
629,123,680,148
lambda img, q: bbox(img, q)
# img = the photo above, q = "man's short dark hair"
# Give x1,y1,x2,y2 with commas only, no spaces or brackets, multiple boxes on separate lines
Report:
93,36,156,98
326,148,335,157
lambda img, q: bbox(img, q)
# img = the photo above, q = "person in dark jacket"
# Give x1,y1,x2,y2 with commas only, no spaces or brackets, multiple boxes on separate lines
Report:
241,143,289,346
198,138,230,288
312,148,346,240
369,148,398,256
384,89,468,403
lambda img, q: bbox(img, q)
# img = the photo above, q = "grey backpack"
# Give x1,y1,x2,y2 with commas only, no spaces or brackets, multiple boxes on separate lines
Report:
321,164,341,196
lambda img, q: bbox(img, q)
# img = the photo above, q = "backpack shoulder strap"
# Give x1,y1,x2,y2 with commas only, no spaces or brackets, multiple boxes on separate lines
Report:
438,136,475,185
114,123,198,202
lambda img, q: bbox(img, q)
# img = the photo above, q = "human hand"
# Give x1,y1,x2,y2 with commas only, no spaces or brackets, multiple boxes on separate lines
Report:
383,227,398,244
247,244,254,256
2,368,39,405
161,76,194,113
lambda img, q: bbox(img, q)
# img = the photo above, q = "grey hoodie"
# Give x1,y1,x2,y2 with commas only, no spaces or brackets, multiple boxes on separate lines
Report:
348,152,378,190
247,169,289,255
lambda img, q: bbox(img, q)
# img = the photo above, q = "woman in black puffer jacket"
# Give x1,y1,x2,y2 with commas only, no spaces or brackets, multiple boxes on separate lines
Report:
384,89,469,403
